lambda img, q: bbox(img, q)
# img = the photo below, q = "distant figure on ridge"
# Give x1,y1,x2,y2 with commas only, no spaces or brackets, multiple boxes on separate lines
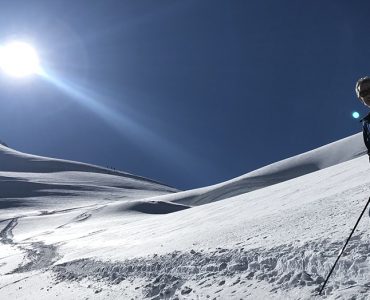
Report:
356,77,370,160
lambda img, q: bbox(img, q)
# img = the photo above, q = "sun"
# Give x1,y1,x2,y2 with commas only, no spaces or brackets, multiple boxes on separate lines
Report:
0,41,40,78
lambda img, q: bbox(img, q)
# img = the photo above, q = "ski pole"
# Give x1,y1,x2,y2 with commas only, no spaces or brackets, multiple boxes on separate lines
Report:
319,196,370,295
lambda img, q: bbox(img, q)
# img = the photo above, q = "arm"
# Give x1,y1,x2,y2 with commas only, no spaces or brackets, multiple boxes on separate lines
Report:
362,121,370,156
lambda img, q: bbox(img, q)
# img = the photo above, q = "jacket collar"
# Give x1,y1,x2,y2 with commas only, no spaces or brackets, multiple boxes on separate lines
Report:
360,112,370,122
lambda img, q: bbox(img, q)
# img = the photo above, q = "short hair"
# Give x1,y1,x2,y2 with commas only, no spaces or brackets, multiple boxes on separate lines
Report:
356,76,370,99
355,76,370,108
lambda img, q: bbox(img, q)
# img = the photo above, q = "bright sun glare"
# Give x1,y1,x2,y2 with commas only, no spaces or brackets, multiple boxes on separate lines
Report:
0,41,40,78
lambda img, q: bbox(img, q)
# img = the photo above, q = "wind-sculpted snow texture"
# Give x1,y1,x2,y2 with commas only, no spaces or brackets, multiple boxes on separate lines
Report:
1,133,370,299
52,236,370,299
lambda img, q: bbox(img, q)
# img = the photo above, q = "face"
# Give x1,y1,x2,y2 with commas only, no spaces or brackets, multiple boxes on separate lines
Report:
358,80,370,107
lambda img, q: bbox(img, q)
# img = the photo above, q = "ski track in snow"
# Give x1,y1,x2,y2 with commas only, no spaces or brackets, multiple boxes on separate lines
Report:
0,218,18,244
51,235,370,299
11,242,59,274
0,217,59,275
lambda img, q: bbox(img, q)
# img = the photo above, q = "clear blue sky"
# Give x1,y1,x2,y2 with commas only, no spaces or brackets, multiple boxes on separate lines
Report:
0,0,369,189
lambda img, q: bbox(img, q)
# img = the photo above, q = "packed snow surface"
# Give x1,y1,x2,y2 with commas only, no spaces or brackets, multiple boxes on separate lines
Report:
0,133,369,299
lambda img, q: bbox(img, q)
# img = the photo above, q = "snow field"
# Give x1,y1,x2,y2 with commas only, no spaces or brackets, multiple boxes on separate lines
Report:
1,133,370,299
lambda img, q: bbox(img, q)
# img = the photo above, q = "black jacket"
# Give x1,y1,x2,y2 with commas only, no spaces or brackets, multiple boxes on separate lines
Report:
361,112,370,155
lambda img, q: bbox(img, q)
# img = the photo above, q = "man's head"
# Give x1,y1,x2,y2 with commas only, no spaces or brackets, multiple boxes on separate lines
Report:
356,76,370,107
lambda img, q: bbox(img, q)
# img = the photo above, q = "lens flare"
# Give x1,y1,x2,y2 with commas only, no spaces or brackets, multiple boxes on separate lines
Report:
38,68,203,174
352,111,360,119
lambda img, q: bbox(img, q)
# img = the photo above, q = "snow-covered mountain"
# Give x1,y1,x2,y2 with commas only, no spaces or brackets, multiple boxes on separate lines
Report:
0,143,178,215
0,133,369,299
158,133,366,206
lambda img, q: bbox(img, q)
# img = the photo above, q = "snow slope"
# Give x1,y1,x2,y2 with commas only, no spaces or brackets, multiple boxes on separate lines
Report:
0,143,175,185
157,133,366,206
0,133,369,300
0,143,178,218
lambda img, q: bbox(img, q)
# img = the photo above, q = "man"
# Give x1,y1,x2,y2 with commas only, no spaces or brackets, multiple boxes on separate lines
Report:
356,77,370,159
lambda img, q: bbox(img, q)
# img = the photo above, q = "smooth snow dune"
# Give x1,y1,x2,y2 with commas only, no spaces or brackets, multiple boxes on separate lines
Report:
155,133,366,206
0,144,175,190
0,144,178,215
0,171,176,199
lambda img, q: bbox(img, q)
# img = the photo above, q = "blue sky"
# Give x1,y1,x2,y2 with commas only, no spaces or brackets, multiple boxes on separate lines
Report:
0,0,369,189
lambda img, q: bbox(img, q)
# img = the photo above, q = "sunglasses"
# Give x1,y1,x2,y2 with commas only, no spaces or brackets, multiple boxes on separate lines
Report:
359,88,370,98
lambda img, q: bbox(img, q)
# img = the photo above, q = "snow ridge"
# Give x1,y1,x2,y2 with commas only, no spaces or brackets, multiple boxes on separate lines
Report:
0,143,176,189
152,133,366,206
